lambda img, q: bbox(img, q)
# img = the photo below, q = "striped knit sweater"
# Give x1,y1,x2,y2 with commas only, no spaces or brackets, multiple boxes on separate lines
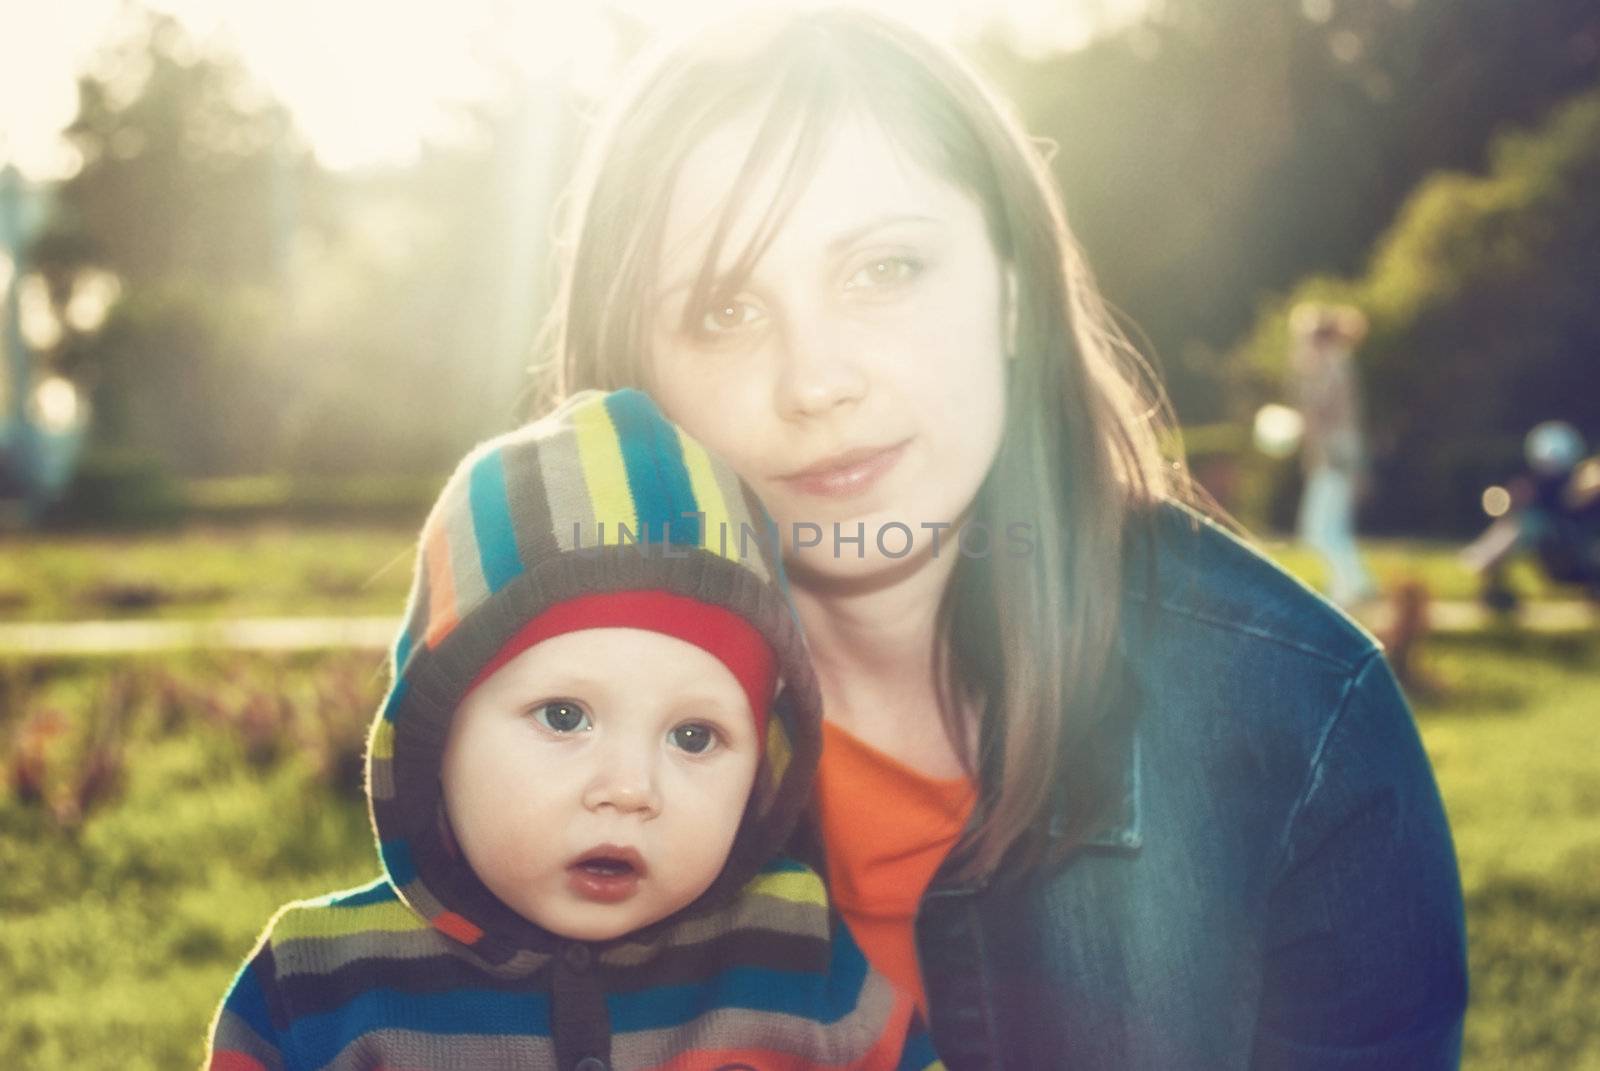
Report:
208,862,940,1071
206,390,942,1071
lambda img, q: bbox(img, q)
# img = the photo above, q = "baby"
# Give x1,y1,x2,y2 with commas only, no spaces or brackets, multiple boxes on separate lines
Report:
205,389,940,1071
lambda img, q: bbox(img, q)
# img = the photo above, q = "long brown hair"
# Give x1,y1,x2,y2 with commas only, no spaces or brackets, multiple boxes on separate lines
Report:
537,7,1190,879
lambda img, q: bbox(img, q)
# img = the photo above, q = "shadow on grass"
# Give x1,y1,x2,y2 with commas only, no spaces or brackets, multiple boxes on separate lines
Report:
1464,870,1600,1068
1409,630,1600,723
1430,630,1599,665
1412,685,1537,721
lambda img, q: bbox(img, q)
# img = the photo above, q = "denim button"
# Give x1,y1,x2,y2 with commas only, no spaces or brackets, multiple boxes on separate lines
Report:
573,1058,608,1071
564,943,591,971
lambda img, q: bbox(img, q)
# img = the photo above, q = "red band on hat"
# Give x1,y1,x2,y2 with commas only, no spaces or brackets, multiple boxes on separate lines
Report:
465,590,776,744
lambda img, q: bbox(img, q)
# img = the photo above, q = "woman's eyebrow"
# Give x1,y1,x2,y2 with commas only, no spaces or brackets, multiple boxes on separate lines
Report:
825,212,940,256
656,212,940,299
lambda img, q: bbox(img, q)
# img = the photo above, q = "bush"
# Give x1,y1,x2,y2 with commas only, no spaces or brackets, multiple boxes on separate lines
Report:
44,451,186,530
40,466,440,531
1232,88,1600,535
182,473,439,525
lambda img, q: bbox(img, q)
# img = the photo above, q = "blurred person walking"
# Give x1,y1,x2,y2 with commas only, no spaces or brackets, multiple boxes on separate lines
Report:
1291,303,1378,608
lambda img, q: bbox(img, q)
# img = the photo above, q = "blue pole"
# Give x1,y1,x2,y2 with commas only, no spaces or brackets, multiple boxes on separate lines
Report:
0,163,42,517
0,164,29,445
0,164,60,521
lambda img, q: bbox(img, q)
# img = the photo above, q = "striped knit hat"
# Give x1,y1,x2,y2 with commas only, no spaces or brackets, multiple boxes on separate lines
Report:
366,389,821,964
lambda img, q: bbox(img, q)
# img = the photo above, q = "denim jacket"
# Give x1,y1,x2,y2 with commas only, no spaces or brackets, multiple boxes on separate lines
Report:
914,505,1468,1069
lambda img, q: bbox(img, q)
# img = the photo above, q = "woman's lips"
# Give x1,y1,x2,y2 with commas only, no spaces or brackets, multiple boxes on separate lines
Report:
567,845,645,904
778,440,909,499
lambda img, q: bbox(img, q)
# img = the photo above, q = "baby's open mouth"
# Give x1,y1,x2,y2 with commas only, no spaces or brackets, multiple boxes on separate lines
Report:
567,845,646,903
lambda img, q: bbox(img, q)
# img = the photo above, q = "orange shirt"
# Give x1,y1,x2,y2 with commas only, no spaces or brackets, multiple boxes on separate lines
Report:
814,719,978,1012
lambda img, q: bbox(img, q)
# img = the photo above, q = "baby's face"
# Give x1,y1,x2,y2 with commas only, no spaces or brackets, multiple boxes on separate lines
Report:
440,628,760,942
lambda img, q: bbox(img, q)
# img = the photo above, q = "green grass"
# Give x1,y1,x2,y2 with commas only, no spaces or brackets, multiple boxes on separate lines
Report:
0,522,1570,627
1260,534,1559,602
1,634,1597,1068
1409,631,1600,1068
0,523,416,622
0,653,383,1070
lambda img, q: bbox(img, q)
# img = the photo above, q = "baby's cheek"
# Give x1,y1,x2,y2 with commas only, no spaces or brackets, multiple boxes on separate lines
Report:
508,813,561,867
692,788,753,856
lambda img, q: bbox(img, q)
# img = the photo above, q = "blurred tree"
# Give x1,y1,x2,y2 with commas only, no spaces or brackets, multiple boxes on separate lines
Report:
1233,87,1600,535
974,0,1600,421
38,0,1596,507
45,13,301,286
29,9,311,476
30,7,574,485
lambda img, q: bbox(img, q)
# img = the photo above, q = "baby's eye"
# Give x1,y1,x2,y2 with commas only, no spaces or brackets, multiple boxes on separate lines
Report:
532,700,592,734
668,723,720,755
698,296,763,336
845,255,923,291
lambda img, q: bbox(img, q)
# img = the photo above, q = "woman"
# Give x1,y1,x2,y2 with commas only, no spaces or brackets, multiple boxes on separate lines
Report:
537,9,1468,1068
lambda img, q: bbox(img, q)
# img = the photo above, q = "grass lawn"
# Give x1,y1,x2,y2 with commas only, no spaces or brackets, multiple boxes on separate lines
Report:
1260,534,1559,603
1409,630,1600,1068
0,522,1566,628
0,629,1596,1068
0,524,416,622
0,652,384,1071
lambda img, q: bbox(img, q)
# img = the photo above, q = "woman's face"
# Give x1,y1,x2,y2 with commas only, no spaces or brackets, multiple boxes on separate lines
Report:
646,113,1011,581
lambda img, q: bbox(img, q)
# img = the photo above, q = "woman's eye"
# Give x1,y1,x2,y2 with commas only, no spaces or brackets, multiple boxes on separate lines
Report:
846,255,923,291
698,297,762,336
532,701,591,734
668,723,720,755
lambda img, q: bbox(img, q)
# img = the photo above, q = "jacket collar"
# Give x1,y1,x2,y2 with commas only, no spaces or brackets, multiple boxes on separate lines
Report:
1045,517,1165,859
1060,504,1195,858
1058,728,1143,854
925,713,1143,898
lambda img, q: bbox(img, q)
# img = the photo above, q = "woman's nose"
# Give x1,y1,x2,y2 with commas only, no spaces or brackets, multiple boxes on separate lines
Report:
580,744,662,818
774,314,868,420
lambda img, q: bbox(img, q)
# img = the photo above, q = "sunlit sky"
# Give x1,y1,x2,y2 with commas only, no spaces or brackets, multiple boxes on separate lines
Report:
1,0,1147,179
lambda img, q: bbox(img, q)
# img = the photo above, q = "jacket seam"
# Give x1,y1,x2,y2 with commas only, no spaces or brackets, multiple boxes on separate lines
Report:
1126,589,1377,672
1266,648,1383,885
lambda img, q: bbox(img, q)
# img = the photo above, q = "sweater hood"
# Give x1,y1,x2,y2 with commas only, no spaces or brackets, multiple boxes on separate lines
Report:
364,389,821,966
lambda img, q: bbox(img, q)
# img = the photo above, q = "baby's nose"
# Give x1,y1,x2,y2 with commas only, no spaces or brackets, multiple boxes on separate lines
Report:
580,746,662,817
